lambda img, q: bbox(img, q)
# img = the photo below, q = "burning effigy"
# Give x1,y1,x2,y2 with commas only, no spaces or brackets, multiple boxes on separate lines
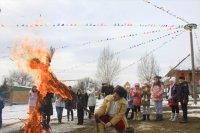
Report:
12,38,72,133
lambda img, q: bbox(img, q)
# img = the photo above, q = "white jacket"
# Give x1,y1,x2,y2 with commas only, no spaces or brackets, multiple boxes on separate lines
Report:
87,87,96,107
55,94,65,107
28,90,38,107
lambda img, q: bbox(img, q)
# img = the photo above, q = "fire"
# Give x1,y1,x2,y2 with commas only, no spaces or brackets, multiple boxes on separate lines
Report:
12,38,72,133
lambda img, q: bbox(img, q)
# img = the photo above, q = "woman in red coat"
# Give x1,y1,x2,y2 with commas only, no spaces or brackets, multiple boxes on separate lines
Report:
131,83,142,120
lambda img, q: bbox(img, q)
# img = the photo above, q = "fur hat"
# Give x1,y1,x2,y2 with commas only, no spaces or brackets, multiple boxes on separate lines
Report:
113,85,126,97
169,77,176,83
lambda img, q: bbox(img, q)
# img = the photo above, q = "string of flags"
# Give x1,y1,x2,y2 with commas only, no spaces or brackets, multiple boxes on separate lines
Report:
55,30,183,73
119,31,185,72
55,27,183,49
0,23,184,28
143,0,190,24
194,32,200,52
114,29,183,55
0,28,182,60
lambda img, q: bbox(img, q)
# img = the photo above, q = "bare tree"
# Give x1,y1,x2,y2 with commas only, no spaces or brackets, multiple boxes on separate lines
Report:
76,77,98,92
96,47,120,84
137,54,160,83
6,70,34,87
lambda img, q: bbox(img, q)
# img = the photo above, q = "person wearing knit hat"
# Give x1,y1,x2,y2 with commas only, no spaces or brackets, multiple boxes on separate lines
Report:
141,82,151,121
177,73,189,123
131,83,142,120
151,75,164,121
167,77,179,122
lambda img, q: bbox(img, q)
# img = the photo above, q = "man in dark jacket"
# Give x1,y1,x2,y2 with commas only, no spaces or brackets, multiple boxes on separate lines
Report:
41,92,54,126
65,86,76,121
76,89,86,125
177,74,189,123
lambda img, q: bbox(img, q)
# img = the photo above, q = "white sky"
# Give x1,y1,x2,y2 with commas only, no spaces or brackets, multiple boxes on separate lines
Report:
0,0,200,86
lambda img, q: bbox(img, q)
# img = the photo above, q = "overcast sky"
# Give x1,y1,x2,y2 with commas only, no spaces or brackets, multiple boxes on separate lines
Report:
0,0,200,86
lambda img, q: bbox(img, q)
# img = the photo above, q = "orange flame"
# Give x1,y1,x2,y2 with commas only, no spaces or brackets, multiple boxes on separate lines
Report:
12,38,72,133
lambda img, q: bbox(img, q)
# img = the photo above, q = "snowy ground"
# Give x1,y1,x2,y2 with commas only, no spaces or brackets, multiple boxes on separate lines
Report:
2,98,104,126
1,99,200,133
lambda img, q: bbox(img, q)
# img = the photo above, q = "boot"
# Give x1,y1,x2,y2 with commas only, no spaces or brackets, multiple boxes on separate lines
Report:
172,113,178,122
129,112,134,119
142,114,146,121
155,114,159,121
97,123,105,133
147,114,150,121
67,115,69,121
169,113,175,121
158,114,163,121
58,118,61,124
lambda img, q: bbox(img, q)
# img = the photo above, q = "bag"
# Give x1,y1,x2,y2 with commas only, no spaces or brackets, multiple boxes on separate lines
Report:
168,98,178,106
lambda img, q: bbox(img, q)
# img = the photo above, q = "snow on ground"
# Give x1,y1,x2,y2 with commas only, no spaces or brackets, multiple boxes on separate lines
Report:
3,98,104,125
2,98,200,126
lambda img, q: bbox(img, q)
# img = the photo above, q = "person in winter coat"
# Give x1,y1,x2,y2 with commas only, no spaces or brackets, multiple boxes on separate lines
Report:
28,85,39,114
86,83,96,119
141,82,151,121
76,89,86,125
125,87,134,119
151,76,164,121
0,97,4,128
41,92,54,126
101,83,114,97
94,85,128,133
65,86,76,121
131,83,142,120
177,73,189,123
55,94,65,123
167,77,179,122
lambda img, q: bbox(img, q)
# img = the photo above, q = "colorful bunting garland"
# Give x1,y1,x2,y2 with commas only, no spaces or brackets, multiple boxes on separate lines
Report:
194,32,200,51
55,30,183,73
119,31,185,72
143,0,189,24
55,27,182,49
114,30,182,55
0,23,184,28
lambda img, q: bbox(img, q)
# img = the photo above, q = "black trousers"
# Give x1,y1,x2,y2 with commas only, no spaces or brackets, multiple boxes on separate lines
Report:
171,106,179,113
181,102,188,120
88,106,95,119
67,108,74,120
77,109,84,124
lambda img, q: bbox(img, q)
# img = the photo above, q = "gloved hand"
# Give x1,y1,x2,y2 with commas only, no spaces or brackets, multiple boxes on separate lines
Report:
183,99,188,104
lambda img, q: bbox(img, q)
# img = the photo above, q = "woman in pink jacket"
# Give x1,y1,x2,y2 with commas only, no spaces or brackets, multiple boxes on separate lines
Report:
131,83,142,120
151,76,164,121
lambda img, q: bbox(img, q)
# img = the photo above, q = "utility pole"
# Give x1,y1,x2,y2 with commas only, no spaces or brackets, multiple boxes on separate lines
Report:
184,23,197,104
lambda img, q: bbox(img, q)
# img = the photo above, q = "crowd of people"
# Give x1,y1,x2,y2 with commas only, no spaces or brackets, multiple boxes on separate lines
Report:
27,84,97,126
94,74,190,133
25,73,190,132
0,74,190,133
